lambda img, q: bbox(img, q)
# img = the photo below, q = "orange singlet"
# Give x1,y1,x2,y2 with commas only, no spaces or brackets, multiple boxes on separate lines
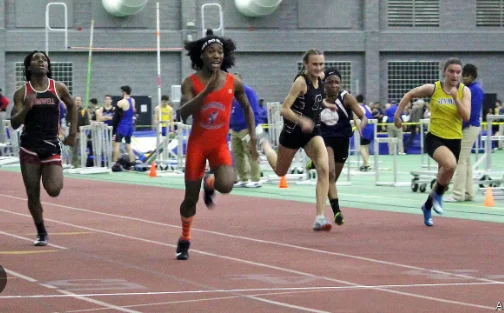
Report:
185,72,235,181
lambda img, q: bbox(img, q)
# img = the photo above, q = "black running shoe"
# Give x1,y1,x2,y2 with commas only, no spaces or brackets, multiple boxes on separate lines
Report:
334,211,344,226
34,233,48,246
203,174,216,209
176,238,191,260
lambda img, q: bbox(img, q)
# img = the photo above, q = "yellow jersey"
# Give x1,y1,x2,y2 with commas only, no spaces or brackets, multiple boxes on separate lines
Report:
429,81,465,139
158,105,173,128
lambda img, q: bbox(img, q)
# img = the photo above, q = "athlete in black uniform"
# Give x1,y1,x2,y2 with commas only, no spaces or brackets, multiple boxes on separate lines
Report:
95,95,115,126
320,68,367,225
260,49,337,231
10,51,77,246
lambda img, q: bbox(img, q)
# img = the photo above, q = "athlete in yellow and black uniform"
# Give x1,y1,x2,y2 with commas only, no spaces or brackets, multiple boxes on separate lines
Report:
394,58,471,227
154,95,174,136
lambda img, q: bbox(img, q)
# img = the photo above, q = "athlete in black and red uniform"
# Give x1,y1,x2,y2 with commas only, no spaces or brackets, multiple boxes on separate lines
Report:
10,51,77,246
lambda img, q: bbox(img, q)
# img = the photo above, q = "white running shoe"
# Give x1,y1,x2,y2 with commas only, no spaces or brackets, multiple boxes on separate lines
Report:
312,217,332,231
245,181,262,188
233,181,248,188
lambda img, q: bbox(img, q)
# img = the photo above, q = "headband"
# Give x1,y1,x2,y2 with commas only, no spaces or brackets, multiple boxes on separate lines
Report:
201,38,223,51
324,69,341,80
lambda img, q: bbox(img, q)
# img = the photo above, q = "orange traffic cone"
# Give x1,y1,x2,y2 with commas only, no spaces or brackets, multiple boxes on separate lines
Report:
484,187,495,207
279,176,288,188
149,162,157,178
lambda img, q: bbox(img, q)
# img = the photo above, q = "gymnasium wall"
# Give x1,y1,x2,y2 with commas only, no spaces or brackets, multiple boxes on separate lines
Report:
1,0,503,114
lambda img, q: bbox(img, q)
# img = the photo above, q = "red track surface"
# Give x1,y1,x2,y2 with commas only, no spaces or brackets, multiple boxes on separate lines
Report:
0,170,502,313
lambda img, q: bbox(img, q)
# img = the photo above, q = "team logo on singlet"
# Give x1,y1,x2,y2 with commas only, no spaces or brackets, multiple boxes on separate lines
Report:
34,98,56,105
437,98,455,105
312,94,322,111
200,102,225,130
208,112,218,124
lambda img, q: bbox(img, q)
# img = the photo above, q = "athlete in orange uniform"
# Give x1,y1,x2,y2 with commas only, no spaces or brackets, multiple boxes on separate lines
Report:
175,29,258,260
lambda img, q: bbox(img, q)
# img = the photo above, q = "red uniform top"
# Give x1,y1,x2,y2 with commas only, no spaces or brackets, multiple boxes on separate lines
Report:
0,96,8,111
188,73,235,144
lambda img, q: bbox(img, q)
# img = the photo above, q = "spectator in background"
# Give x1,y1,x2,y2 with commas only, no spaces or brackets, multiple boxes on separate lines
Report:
371,101,384,130
95,95,115,126
258,98,268,125
446,64,483,202
154,95,175,136
385,102,405,154
404,99,424,153
59,101,67,124
71,96,89,168
358,98,373,172
58,101,68,142
87,98,98,121
0,88,9,144
0,88,9,112
229,73,262,188
496,100,503,149
356,95,365,109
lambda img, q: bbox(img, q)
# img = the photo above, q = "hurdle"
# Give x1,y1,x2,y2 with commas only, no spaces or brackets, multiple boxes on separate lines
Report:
294,144,353,186
265,148,311,184
154,121,178,168
375,137,410,187
153,122,190,176
347,119,380,176
65,122,112,174
335,140,352,186
261,102,312,184
0,120,20,167
474,115,504,197
58,120,73,169
266,102,282,148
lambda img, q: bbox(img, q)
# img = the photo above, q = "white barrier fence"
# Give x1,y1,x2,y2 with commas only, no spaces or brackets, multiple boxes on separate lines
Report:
0,120,20,167
475,115,504,198
65,122,112,174
154,122,191,176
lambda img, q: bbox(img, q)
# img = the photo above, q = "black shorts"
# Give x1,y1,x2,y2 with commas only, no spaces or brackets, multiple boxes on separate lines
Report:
425,132,461,162
20,139,62,166
360,138,371,145
20,138,62,159
323,136,350,163
115,133,132,144
279,127,320,150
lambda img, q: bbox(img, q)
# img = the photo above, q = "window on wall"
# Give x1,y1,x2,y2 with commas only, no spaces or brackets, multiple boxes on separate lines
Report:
387,0,440,27
387,61,440,103
297,61,353,92
477,0,504,27
15,62,73,95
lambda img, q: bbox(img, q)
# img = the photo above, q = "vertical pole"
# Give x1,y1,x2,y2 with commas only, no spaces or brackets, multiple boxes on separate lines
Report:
155,122,161,163
486,116,493,171
84,20,95,110
373,120,379,184
45,7,49,56
156,3,162,119
393,139,398,185
80,128,86,168
420,120,424,166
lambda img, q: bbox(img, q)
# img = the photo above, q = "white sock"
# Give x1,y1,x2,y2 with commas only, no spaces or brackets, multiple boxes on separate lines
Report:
316,215,326,222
